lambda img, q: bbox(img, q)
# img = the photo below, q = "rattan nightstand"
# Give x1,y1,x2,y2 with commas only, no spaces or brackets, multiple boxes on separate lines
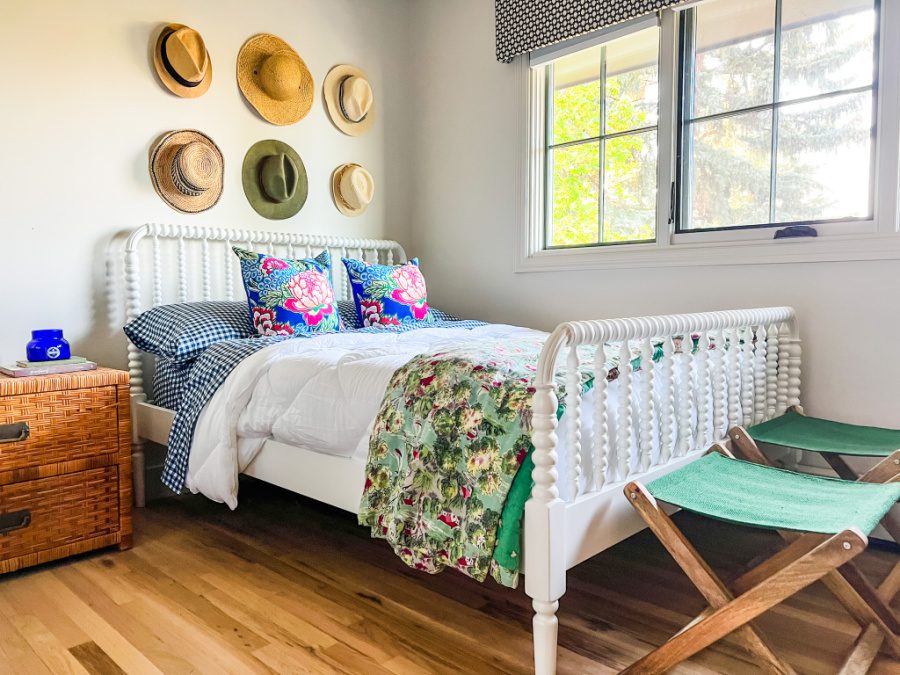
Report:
0,367,133,573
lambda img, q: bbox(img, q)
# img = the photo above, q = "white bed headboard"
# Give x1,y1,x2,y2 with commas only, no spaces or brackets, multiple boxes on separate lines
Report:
124,223,407,400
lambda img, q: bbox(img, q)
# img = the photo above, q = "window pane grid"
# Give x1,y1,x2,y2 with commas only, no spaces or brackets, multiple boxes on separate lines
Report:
678,0,878,232
545,27,660,248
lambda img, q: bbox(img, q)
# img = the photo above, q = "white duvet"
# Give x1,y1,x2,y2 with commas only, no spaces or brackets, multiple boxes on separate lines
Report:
186,324,546,508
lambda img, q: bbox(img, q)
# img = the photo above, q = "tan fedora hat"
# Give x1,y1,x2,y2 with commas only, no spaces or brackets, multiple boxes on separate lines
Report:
153,24,212,98
331,163,374,217
149,130,223,213
237,34,313,125
323,65,375,136
242,139,308,220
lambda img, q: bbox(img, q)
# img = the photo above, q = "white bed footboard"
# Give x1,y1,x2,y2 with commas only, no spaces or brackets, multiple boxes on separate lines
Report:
525,307,800,675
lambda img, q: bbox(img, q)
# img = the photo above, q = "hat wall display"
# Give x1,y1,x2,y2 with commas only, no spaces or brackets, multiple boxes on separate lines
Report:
153,24,212,98
331,163,374,217
237,34,314,125
242,140,308,219
149,130,223,213
323,65,375,136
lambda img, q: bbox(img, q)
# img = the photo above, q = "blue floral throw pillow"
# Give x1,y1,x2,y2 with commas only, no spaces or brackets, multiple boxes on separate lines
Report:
342,257,432,328
234,247,341,336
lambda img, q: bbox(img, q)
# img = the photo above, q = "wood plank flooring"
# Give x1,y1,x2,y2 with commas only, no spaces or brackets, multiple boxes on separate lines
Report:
0,477,897,674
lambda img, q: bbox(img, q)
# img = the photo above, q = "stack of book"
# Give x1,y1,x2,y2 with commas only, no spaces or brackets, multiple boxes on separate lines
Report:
0,356,98,378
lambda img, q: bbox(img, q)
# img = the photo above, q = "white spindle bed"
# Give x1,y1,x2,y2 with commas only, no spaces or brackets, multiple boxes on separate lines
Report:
124,224,801,674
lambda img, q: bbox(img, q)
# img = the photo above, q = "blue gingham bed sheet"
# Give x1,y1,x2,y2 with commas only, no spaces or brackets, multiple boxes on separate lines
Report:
160,319,486,494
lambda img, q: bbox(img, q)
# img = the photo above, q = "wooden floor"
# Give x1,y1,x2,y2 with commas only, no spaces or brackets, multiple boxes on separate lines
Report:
0,479,897,674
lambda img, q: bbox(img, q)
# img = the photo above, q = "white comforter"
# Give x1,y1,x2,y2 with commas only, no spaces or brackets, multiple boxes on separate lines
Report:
186,324,544,507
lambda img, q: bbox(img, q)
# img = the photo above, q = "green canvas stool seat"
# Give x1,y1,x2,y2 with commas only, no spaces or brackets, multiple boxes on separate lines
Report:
647,452,900,536
622,449,900,675
746,409,900,458
728,409,900,674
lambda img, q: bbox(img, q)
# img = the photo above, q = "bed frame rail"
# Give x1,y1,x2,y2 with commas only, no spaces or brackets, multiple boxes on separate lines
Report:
525,306,800,674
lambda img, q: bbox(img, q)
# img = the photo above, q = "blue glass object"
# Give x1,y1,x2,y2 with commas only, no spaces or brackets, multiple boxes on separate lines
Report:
26,329,71,362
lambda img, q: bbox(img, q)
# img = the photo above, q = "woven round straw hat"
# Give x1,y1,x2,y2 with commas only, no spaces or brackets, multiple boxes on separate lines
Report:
242,139,308,220
331,163,374,217
323,65,375,136
153,24,212,98
237,34,313,125
149,130,223,213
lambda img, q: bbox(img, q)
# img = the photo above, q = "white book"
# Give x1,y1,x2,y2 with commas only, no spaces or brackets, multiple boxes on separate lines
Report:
0,362,98,378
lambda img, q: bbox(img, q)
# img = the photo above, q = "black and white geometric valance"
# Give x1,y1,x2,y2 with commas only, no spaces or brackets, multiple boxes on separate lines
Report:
496,0,687,63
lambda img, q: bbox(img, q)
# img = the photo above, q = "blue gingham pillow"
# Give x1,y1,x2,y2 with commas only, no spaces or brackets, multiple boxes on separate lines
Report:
124,301,251,362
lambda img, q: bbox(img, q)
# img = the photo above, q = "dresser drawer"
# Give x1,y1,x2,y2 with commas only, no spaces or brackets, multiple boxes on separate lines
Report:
0,386,120,473
0,466,119,563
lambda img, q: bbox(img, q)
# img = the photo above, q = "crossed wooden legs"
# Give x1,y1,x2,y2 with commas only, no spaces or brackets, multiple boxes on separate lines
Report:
622,477,867,674
728,423,900,674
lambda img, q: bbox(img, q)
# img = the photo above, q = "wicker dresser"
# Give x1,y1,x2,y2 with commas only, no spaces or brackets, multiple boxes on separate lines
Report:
0,368,132,573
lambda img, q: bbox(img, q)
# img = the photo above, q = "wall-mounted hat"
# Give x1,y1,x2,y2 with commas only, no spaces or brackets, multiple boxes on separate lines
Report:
242,140,308,219
237,34,313,125
153,24,212,98
149,130,223,213
323,65,375,136
331,163,374,217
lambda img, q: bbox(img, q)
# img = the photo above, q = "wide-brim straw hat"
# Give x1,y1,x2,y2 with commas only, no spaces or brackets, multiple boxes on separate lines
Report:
149,130,223,213
323,65,375,136
242,139,308,220
237,34,313,125
152,23,212,98
331,163,374,217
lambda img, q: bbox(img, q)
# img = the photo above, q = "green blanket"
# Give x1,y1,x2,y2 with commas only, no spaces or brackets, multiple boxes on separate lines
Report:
358,337,594,587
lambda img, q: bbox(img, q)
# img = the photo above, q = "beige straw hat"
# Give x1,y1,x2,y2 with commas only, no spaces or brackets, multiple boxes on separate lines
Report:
148,130,224,213
152,24,212,98
323,65,375,136
331,163,374,217
237,34,313,125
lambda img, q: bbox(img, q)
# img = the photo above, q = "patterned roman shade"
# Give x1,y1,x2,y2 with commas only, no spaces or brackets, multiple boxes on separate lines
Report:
496,0,687,62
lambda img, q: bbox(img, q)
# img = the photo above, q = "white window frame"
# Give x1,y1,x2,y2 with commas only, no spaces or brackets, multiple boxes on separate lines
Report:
516,1,900,272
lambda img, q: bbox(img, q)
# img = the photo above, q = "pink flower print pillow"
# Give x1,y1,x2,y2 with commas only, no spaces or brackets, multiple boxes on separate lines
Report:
342,257,432,328
234,247,341,336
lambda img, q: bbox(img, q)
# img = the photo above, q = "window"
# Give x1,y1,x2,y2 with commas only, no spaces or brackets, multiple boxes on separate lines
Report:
678,0,879,231
545,26,660,247
522,0,896,268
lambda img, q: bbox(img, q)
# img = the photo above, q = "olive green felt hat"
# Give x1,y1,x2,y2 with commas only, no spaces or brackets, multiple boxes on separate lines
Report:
241,140,308,219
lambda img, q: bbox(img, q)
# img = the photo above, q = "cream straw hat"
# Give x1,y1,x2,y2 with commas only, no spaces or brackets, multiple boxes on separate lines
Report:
237,34,313,125
323,65,375,136
149,130,223,213
331,163,374,217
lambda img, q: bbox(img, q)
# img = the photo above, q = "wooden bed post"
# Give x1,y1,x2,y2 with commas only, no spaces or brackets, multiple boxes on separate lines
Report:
526,380,565,675
526,326,571,675
125,228,149,508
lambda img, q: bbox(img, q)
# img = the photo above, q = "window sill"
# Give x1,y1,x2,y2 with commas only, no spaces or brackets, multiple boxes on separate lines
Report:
515,231,900,273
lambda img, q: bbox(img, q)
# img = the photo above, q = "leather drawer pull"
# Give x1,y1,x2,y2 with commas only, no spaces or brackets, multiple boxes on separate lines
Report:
0,422,29,445
0,510,31,535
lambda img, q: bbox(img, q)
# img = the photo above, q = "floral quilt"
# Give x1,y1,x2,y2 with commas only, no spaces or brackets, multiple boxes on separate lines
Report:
358,336,595,587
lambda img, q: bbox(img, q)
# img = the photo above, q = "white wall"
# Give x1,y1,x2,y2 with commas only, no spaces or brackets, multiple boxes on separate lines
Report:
0,0,411,367
409,0,900,426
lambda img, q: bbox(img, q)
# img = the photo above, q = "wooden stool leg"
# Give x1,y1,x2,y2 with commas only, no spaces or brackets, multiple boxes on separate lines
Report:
622,528,867,675
728,426,772,466
626,483,795,674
